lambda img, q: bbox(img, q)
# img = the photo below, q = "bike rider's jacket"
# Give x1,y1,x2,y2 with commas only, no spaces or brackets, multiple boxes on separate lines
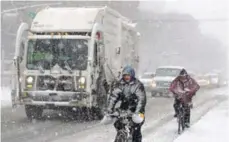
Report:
107,67,147,114
169,70,200,103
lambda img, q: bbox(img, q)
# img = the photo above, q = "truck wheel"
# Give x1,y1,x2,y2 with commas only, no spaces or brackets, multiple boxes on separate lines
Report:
93,75,107,120
91,106,104,120
25,105,43,120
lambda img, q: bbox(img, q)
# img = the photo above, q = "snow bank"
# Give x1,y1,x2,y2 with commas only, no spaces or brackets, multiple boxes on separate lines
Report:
1,86,12,107
174,101,229,142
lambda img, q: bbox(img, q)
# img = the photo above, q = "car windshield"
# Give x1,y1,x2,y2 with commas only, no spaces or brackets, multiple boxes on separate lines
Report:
156,68,181,77
26,39,88,70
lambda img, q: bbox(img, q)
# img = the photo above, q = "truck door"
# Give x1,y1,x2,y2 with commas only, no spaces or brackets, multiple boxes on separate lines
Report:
11,23,29,108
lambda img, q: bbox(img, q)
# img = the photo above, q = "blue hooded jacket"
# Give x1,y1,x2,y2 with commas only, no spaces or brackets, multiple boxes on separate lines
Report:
107,65,147,114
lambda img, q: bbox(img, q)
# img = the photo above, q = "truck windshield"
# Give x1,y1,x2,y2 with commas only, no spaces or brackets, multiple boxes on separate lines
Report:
156,68,181,77
26,39,88,70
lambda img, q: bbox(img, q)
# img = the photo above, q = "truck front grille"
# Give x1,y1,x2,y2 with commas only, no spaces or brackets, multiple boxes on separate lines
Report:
37,75,56,90
36,75,75,91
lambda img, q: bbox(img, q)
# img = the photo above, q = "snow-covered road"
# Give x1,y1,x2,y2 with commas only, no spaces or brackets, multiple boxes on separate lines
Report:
52,87,228,142
1,86,228,142
174,101,229,142
1,86,12,108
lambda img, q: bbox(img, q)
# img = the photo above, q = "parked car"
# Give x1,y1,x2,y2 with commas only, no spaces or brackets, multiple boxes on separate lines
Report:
196,75,210,88
139,72,155,91
204,73,220,88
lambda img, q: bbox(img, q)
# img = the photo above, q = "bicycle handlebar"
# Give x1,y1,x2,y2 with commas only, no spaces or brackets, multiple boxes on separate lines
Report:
109,110,133,119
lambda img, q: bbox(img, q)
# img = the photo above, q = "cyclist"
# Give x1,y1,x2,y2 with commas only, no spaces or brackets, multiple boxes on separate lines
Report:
106,65,147,142
169,69,200,128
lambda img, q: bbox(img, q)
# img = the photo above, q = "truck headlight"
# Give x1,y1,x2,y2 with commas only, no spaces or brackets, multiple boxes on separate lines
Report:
27,76,34,84
26,76,35,89
79,77,86,84
78,77,86,89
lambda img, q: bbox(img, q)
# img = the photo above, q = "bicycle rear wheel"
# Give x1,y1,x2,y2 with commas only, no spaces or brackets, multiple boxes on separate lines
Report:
178,114,182,134
115,130,128,142
181,113,185,131
178,107,185,134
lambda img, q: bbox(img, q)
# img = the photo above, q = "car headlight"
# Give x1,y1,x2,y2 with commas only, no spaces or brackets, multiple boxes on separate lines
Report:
26,76,34,84
151,81,156,87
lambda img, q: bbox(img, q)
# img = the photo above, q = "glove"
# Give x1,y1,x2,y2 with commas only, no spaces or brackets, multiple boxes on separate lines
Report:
132,113,144,124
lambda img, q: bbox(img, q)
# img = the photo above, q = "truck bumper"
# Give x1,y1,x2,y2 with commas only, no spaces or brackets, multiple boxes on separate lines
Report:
21,91,91,108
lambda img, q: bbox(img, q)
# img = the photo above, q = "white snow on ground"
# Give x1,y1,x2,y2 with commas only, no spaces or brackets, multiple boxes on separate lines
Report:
52,87,228,142
1,86,12,107
143,87,229,142
173,101,229,142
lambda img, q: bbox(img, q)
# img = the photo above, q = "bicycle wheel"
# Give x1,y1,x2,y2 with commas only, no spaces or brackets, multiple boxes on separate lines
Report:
177,104,185,134
115,130,128,142
178,113,181,134
181,112,185,131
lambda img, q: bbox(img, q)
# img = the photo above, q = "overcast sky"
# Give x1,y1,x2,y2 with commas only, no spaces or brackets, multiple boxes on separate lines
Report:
139,0,229,47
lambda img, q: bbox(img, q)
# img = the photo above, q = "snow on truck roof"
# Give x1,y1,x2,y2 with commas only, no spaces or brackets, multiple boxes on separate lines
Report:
30,7,132,32
31,7,100,32
157,66,185,70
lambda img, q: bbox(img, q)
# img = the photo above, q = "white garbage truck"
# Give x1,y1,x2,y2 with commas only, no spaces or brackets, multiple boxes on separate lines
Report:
11,6,140,120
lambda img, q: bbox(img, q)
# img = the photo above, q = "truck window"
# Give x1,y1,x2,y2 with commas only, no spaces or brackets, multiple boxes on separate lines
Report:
26,39,88,70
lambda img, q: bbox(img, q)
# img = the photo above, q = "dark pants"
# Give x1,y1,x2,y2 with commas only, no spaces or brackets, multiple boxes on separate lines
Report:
114,119,144,142
173,98,191,124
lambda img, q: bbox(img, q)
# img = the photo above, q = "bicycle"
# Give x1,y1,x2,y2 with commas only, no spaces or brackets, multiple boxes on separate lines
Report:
177,101,185,134
111,110,134,142
101,110,134,142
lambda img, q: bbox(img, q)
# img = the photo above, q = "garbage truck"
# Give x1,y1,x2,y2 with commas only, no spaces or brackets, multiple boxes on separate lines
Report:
11,6,140,120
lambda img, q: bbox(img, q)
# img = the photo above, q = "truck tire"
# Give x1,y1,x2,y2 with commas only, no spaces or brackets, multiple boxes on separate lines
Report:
25,105,43,120
93,77,108,120
93,87,107,120
91,106,104,120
